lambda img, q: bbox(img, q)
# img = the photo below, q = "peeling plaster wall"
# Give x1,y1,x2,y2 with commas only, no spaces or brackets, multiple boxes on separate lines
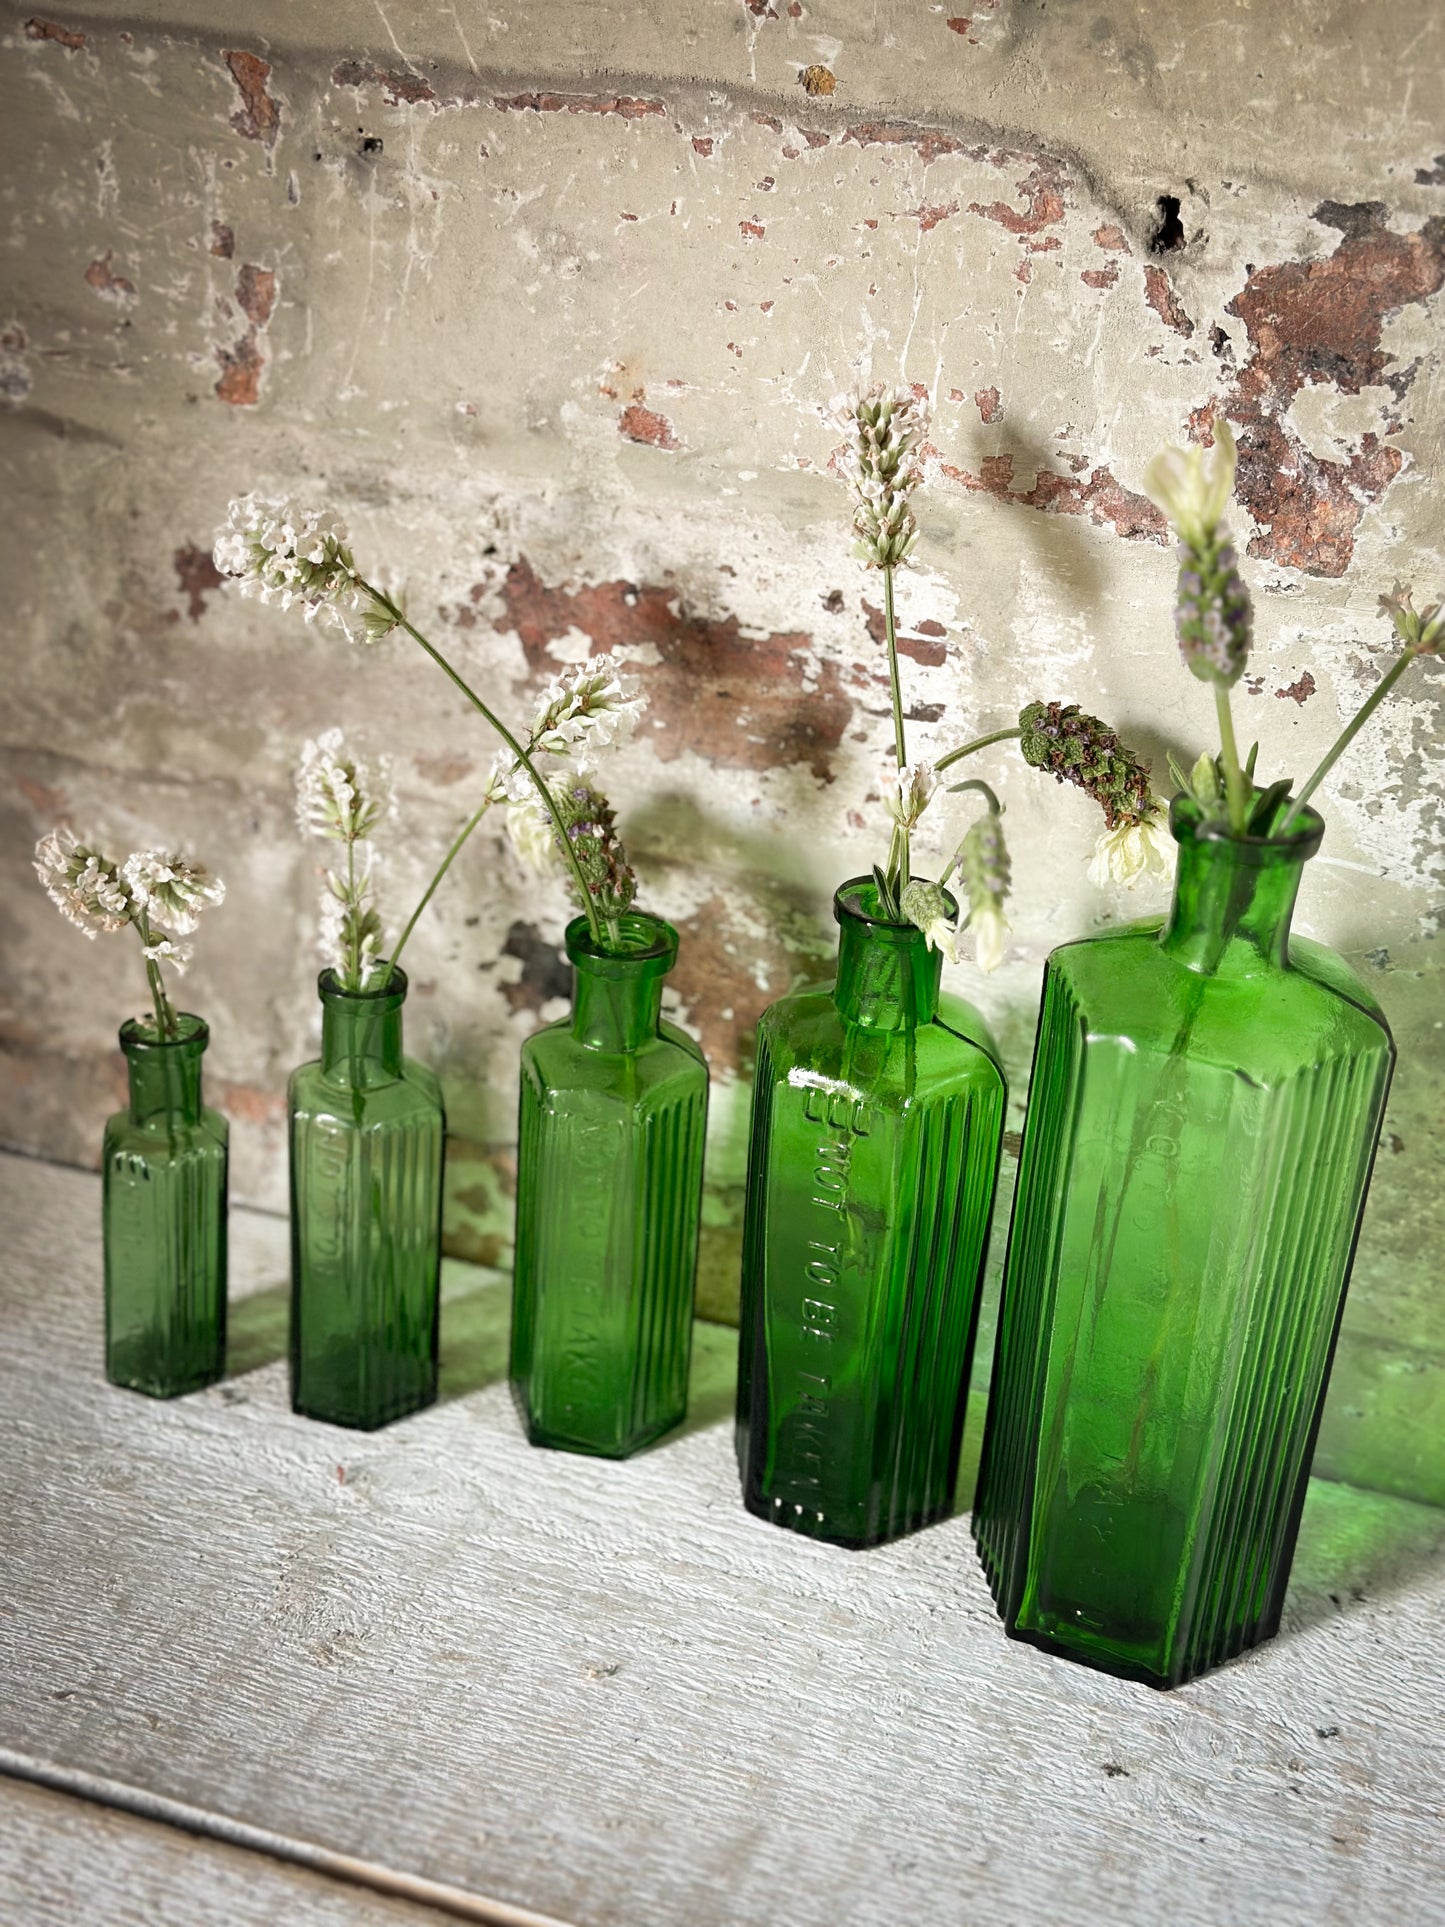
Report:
2,1,1442,1501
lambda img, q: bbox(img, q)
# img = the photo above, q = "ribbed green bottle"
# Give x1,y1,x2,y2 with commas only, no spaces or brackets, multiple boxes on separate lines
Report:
737,878,1008,1548
102,1015,228,1397
289,967,445,1430
511,913,708,1457
973,798,1395,1687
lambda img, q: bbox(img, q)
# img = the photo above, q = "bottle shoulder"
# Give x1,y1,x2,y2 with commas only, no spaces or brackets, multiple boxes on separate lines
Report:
1045,924,1393,1066
755,987,1005,1101
521,1019,709,1099
103,1108,228,1156
289,1054,444,1122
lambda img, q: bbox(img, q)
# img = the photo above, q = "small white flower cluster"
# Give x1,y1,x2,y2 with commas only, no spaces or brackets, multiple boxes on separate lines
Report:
487,656,646,805
882,760,938,832
1088,808,1173,890
214,495,369,638
295,729,390,988
1142,422,1237,550
296,728,392,842
33,829,224,974
833,384,931,569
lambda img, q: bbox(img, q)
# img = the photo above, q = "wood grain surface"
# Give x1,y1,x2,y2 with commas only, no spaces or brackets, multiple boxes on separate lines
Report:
1,1152,1443,1927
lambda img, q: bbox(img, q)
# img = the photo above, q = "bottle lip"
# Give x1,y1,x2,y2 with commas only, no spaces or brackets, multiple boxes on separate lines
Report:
1170,793,1324,861
317,964,408,1006
833,875,959,936
565,910,678,975
119,1012,209,1053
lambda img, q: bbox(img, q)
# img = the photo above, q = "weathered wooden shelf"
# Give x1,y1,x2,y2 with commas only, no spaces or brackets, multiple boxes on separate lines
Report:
2,1151,1443,1927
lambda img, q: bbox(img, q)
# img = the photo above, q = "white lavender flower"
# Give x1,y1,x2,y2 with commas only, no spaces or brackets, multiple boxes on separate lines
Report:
1087,807,1173,890
970,902,1009,975
120,852,225,936
33,830,133,936
1142,422,1238,551
1142,422,1253,688
882,760,938,830
529,656,646,757
505,782,566,875
296,728,392,842
1380,582,1445,656
955,805,1012,975
834,385,930,569
214,494,365,635
140,932,194,974
900,878,958,965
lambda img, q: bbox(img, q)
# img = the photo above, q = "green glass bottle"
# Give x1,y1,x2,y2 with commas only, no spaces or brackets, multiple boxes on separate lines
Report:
103,1014,228,1397
289,967,445,1430
737,878,1008,1548
511,912,708,1457
973,798,1395,1687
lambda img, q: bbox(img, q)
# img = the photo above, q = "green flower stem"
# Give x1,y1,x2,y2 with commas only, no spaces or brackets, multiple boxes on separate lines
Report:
881,563,911,898
1213,682,1250,836
935,726,1024,774
344,838,359,990
358,579,606,947
386,793,496,979
1280,646,1421,834
134,912,177,1040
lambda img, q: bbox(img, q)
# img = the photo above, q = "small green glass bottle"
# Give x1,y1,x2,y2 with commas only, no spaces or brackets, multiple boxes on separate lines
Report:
511,912,708,1457
289,967,445,1430
973,798,1395,1687
736,878,1008,1548
102,1015,228,1398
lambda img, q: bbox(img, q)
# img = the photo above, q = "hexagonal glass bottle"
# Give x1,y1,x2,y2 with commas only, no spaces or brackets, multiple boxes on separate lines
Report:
103,1014,228,1397
736,877,1008,1548
289,967,445,1430
510,912,708,1457
973,799,1395,1687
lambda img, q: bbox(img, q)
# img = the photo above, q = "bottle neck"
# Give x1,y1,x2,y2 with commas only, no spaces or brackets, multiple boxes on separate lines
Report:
318,968,407,1080
566,913,677,1053
1159,797,1323,977
122,1015,208,1127
832,879,944,1031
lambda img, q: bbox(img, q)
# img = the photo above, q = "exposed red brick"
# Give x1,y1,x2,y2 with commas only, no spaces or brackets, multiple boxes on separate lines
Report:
863,600,947,666
413,751,475,786
669,894,819,1079
331,58,438,106
1082,262,1119,290
492,91,664,119
214,332,263,405
802,129,831,149
739,219,766,239
25,17,85,49
1093,223,1130,252
946,16,972,31
235,263,276,326
842,122,972,167
969,160,1067,237
495,557,852,780
974,385,1001,424
1276,671,1317,705
173,544,223,620
84,251,135,300
1221,204,1445,575
744,0,779,15
224,50,280,146
907,200,960,233
692,136,715,156
940,449,1167,542
1143,263,1194,336
209,221,235,259
1,324,27,352
618,404,679,450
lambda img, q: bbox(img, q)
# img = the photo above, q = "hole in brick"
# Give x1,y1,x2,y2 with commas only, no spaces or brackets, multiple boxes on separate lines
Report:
1149,194,1185,253
359,135,383,156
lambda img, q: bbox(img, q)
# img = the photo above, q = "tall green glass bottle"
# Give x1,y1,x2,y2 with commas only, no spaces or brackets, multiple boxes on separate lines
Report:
737,878,1008,1548
511,912,708,1457
289,967,445,1430
973,798,1395,1687
103,1014,228,1397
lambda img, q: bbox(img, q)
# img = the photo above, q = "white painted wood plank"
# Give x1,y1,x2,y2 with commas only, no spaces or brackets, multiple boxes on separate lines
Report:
0,1776,458,1927
2,1151,1444,1927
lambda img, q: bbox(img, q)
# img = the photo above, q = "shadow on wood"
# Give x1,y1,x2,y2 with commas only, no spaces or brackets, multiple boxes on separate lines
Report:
225,1283,289,1378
